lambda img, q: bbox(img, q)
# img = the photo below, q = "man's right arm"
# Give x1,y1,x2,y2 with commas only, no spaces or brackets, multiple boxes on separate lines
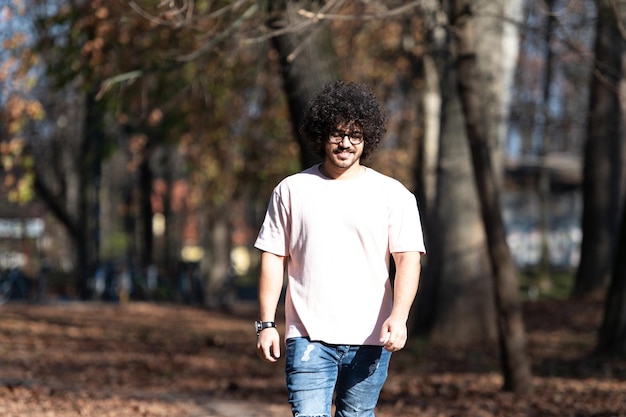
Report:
256,251,286,363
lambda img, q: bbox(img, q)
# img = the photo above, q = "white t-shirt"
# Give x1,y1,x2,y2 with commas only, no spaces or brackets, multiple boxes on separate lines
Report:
254,164,426,345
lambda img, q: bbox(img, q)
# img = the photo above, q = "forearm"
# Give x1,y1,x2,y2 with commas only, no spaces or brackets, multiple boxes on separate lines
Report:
258,251,286,321
380,251,421,351
256,251,285,362
390,251,422,321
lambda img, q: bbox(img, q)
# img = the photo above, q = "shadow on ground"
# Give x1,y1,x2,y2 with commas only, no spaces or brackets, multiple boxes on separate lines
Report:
0,298,625,416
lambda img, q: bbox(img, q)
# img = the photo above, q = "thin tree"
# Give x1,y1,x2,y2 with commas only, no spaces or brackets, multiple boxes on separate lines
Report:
574,0,626,297
450,0,532,393
593,0,626,357
597,184,626,355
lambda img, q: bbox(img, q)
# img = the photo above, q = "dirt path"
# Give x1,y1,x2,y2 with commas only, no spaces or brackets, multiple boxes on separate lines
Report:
1,299,625,416
0,301,290,416
0,381,291,417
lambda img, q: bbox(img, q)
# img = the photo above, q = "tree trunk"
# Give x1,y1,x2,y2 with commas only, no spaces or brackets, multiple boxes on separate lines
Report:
266,1,340,169
139,152,154,267
535,0,557,292
451,0,532,393
413,8,446,335
474,0,523,184
594,0,626,358
78,90,103,299
597,189,626,355
202,208,231,305
416,0,525,346
427,56,495,345
573,0,626,297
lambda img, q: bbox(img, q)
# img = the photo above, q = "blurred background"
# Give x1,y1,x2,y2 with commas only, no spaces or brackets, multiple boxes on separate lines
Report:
0,0,624,353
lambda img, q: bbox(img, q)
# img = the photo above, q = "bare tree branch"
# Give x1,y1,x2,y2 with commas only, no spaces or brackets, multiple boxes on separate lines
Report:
297,0,429,21
611,0,626,40
242,0,440,48
97,70,143,100
128,0,251,28
283,0,347,63
128,0,191,27
106,0,444,89
176,2,259,62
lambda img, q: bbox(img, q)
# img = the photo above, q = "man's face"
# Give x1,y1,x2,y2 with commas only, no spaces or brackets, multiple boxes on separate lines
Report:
324,122,364,172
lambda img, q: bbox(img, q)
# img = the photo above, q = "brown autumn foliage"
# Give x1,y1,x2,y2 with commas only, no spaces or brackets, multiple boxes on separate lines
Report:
1,297,625,417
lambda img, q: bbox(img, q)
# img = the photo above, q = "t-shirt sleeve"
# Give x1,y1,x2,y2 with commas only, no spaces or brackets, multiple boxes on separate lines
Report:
254,187,291,256
389,189,426,254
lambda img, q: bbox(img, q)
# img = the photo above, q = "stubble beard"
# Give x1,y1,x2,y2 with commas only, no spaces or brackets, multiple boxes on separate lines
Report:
327,146,361,170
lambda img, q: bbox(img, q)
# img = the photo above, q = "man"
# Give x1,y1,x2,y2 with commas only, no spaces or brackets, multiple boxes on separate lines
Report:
254,80,425,417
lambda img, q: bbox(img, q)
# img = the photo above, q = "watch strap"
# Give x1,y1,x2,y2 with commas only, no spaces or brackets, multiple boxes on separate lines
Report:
255,320,276,335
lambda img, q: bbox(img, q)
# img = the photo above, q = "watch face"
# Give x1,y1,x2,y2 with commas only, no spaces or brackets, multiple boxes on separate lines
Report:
255,321,275,334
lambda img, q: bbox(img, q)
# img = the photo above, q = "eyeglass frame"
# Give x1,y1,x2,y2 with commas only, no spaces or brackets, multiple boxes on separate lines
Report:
328,129,364,145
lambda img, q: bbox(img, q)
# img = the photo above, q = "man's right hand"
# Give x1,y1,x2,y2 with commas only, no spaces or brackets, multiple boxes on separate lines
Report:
256,327,281,362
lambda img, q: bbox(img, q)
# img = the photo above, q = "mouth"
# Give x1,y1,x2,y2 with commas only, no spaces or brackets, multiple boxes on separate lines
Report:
334,148,353,156
334,150,354,160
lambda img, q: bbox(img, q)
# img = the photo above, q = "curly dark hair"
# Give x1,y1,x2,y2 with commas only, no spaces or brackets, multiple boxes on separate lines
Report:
300,80,388,161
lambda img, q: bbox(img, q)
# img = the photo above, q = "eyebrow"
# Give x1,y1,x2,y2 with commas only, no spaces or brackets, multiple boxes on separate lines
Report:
332,128,363,133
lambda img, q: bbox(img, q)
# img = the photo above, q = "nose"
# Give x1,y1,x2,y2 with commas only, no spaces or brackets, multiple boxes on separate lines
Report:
339,135,351,145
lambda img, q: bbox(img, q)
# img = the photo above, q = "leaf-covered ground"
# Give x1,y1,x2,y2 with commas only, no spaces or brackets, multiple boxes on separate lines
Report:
1,297,625,416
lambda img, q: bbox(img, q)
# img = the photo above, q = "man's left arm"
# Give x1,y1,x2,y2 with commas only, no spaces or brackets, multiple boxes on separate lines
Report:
380,251,422,352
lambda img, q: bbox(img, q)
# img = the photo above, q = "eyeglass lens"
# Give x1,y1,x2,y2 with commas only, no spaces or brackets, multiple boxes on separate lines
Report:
329,130,363,144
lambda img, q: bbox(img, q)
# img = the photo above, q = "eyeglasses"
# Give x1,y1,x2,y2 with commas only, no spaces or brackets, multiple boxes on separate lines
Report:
328,130,364,145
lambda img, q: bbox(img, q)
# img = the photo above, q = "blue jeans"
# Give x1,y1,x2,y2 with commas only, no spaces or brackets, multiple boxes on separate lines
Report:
285,337,392,417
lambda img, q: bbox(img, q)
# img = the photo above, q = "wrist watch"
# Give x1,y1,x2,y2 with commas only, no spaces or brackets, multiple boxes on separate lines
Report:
255,320,276,335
